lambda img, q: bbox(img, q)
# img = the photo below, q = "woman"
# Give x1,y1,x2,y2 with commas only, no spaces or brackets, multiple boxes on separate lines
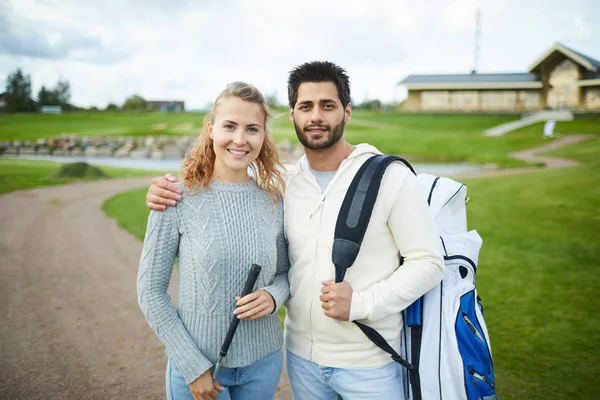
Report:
137,82,289,400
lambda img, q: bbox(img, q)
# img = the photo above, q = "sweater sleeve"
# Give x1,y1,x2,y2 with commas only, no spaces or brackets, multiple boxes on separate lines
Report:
349,171,445,322
260,205,290,312
137,207,213,384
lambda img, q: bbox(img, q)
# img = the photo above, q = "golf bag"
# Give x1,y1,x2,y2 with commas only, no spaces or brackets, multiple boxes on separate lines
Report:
332,155,497,400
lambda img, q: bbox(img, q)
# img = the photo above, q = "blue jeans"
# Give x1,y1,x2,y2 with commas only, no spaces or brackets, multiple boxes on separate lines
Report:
286,350,404,400
166,349,283,400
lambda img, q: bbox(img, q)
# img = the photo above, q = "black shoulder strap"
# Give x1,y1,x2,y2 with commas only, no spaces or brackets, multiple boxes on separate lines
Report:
331,154,419,377
332,155,415,282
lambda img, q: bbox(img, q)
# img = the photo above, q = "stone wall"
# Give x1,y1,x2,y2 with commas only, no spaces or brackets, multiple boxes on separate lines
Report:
547,59,581,109
0,134,306,163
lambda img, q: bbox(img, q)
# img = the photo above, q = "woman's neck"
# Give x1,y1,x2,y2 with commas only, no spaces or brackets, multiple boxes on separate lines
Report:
211,168,251,183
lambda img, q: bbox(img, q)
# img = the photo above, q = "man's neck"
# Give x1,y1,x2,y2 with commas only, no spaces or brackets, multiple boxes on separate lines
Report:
305,139,355,172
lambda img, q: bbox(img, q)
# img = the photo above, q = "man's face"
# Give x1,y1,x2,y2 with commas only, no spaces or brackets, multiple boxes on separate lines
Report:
290,82,351,151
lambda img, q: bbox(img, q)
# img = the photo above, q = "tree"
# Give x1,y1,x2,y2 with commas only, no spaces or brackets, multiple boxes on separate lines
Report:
5,68,36,113
37,79,72,109
37,85,59,106
359,99,382,110
122,95,147,111
55,79,71,106
105,103,119,111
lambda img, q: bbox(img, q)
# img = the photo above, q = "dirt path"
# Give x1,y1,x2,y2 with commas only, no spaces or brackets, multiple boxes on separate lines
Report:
0,134,593,399
0,177,292,399
452,134,595,179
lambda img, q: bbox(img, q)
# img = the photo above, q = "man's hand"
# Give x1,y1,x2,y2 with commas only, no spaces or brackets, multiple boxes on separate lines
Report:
320,280,353,321
233,290,275,320
146,173,181,211
189,369,224,400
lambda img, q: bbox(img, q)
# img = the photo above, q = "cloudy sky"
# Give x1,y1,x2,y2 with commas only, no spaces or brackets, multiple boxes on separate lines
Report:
1,0,598,109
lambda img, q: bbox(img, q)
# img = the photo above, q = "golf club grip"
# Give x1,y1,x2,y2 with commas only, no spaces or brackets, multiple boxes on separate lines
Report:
219,264,262,357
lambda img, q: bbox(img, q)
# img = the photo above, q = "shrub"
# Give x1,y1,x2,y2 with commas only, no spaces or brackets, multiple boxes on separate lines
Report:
56,162,107,178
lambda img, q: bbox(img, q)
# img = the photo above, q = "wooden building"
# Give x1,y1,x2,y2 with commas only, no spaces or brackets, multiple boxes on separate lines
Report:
399,43,600,112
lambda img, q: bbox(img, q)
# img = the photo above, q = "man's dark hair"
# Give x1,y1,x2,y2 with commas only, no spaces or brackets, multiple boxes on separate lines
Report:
287,61,351,108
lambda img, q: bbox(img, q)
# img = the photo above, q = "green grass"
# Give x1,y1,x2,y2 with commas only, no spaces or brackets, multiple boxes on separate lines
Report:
0,111,207,141
102,186,150,240
272,112,600,167
0,158,155,194
102,133,599,399
461,137,599,399
3,111,598,168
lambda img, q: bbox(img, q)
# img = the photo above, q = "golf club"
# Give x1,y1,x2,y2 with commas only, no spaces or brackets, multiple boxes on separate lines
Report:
212,263,262,380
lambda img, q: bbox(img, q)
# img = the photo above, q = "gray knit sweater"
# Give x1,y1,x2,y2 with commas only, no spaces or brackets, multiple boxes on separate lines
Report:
137,180,290,385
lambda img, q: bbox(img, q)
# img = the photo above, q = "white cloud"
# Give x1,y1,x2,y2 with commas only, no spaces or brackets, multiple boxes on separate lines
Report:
1,0,599,108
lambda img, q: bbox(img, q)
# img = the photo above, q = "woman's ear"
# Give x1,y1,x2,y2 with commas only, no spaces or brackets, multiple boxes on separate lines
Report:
208,122,214,139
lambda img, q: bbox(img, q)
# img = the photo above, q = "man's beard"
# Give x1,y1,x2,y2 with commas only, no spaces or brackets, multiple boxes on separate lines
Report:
294,119,345,151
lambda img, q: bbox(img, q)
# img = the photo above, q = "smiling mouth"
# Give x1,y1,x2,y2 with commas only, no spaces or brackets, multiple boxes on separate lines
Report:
305,126,329,135
227,149,250,157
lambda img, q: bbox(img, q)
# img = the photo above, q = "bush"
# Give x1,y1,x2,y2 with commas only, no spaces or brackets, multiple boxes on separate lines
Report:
56,162,107,178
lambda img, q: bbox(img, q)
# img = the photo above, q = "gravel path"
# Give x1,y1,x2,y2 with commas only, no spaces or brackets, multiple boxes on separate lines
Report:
0,134,593,399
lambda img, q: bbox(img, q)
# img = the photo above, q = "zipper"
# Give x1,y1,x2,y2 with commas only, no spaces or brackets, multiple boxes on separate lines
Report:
299,149,376,359
468,367,495,389
309,200,324,219
462,311,485,343
310,192,326,360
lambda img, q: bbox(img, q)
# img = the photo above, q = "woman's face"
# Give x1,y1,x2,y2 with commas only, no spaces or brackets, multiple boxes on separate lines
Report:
210,96,266,181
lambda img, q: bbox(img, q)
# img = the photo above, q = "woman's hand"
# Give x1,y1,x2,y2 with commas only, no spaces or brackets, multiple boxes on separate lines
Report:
189,369,223,400
234,290,275,320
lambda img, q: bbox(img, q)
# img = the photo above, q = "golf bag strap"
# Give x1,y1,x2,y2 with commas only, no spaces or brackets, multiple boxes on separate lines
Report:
332,154,419,377
332,155,415,282
354,321,418,372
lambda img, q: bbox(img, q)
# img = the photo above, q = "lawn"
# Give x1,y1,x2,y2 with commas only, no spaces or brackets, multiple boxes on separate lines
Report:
0,111,207,141
459,137,600,399
271,111,600,167
0,158,156,194
3,111,598,168
102,135,599,399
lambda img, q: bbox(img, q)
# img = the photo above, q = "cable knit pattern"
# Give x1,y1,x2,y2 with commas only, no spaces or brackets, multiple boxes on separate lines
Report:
137,180,289,385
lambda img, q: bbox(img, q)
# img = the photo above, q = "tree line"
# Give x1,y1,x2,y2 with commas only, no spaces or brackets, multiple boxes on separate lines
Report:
2,68,153,114
3,68,72,113
2,67,394,114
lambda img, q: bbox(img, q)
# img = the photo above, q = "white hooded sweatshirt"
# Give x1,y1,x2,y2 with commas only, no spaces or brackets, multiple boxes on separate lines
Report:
283,144,444,368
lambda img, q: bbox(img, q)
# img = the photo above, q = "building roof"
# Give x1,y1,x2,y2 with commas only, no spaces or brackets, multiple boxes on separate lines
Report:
398,42,600,91
398,73,543,90
400,73,539,84
528,42,599,73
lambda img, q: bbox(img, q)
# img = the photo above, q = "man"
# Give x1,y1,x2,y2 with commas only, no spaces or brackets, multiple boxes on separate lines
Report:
146,61,444,399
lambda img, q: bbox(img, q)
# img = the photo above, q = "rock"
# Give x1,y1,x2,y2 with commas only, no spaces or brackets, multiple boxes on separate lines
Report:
85,146,99,157
151,150,164,160
130,148,150,159
37,147,50,156
97,147,113,157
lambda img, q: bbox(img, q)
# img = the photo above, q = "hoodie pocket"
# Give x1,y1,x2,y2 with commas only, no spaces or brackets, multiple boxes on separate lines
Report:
455,290,496,399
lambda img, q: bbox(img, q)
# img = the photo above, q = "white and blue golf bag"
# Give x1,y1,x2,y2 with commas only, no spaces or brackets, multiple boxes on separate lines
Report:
400,173,496,400
332,155,497,400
